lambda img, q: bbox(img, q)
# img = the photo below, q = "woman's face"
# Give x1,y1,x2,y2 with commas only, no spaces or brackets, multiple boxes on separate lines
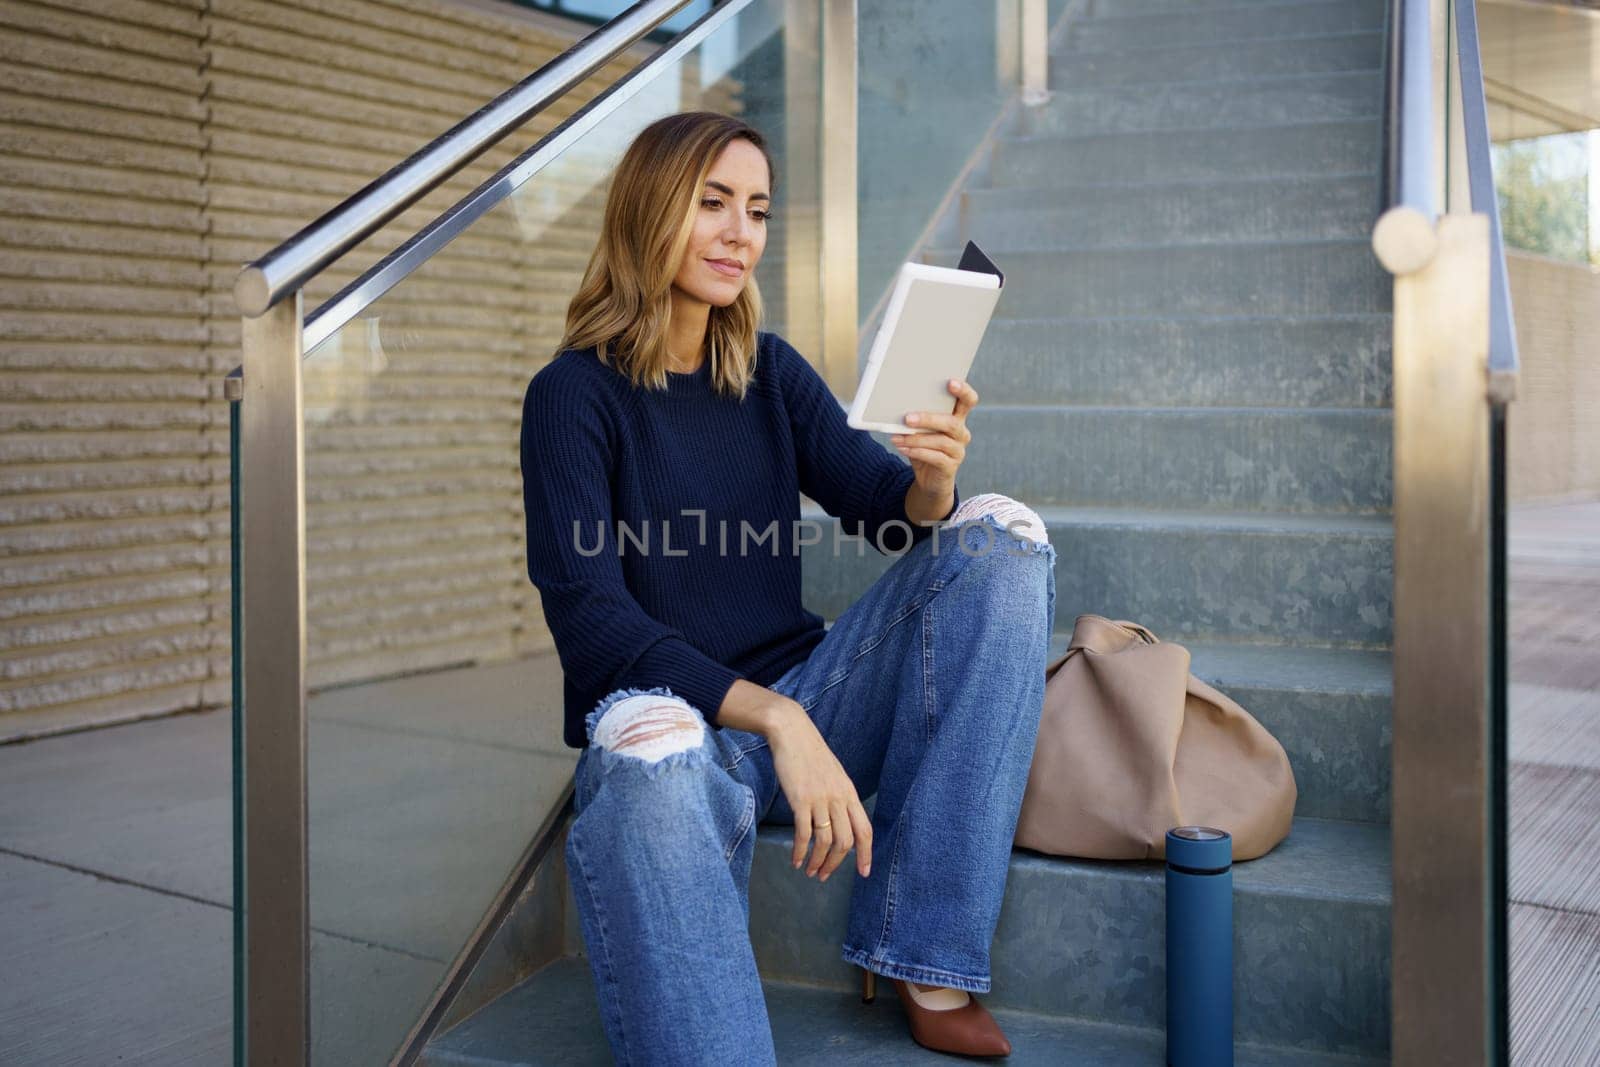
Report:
671,139,770,309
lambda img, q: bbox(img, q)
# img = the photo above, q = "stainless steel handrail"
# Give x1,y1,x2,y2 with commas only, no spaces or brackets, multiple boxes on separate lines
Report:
1453,0,1520,403
1381,0,1519,1060
231,0,694,318
1372,0,1440,274
300,0,762,355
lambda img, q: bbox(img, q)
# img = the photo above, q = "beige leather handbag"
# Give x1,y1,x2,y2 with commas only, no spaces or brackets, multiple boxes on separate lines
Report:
1014,615,1296,862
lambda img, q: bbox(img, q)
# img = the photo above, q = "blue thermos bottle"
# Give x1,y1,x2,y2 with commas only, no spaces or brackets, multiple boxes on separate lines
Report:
1165,826,1233,1067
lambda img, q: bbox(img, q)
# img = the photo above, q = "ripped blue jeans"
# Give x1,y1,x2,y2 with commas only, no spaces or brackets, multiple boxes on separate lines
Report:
563,495,1057,1065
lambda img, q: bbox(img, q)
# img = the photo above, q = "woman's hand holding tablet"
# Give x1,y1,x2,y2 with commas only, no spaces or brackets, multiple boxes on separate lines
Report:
846,241,1004,436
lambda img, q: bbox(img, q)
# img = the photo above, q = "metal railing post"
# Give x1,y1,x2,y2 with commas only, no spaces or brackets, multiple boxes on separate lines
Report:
995,0,1020,94
239,292,309,1065
784,0,823,367
1021,0,1049,106
820,0,858,395
1382,0,1518,1056
1390,210,1493,1067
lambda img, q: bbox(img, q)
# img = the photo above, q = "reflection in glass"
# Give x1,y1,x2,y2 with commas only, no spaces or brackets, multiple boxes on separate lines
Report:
290,5,819,1060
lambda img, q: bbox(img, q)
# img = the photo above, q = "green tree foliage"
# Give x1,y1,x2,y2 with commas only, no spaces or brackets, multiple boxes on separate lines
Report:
1491,134,1595,267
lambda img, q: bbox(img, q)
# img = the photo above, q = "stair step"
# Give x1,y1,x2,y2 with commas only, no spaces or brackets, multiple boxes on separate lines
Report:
1065,0,1387,52
970,313,1392,408
796,602,1391,824
736,815,1390,1056
424,954,1383,1065
962,173,1381,249
799,504,1393,647
953,404,1391,513
1022,71,1382,137
922,239,1391,318
991,119,1380,185
1129,638,1391,823
1051,31,1384,86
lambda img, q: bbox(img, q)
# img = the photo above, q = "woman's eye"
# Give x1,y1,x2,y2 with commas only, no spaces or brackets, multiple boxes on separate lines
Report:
702,198,771,222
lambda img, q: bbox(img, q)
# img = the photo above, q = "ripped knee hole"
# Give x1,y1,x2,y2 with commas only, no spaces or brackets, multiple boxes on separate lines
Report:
592,694,705,762
947,492,1050,546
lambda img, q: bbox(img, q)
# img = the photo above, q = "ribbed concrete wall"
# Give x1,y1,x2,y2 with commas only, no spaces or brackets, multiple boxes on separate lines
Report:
1,0,212,739
1506,251,1600,502
1,0,736,739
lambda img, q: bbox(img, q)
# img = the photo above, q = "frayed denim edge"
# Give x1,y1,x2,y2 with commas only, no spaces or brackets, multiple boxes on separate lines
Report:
584,685,711,782
931,512,1057,567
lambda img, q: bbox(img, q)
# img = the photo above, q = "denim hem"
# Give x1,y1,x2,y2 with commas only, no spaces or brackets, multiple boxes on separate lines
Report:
839,944,992,995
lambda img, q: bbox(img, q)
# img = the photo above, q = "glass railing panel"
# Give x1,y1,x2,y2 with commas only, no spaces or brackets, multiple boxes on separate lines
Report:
293,3,819,1061
856,0,1063,331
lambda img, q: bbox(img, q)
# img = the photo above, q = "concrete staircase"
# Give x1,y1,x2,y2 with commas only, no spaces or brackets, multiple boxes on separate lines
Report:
426,0,1395,1061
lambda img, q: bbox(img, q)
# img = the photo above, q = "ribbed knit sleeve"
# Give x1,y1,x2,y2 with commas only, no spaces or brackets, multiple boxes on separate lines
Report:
520,363,741,727
771,334,958,554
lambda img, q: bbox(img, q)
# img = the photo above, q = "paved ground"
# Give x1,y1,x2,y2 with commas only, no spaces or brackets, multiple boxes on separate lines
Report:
0,656,575,1065
1,503,1595,1064
1507,499,1600,1067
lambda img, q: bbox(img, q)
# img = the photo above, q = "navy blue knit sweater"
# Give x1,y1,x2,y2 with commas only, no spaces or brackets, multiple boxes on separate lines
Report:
520,330,960,748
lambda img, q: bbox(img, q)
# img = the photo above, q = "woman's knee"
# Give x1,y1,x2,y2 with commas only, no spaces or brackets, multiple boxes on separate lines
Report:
575,689,716,826
939,493,1056,627
576,688,755,859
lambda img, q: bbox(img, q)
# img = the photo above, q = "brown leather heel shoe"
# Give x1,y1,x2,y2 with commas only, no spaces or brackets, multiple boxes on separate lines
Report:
888,975,1012,1057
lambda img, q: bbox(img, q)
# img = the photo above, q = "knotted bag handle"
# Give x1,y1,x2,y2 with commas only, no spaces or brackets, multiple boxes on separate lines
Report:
1046,614,1160,676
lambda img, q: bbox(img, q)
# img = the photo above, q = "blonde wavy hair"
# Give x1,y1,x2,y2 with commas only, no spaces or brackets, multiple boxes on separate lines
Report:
555,111,776,400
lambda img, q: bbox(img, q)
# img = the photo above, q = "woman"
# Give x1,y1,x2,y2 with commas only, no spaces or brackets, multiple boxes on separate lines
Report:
520,111,1055,1063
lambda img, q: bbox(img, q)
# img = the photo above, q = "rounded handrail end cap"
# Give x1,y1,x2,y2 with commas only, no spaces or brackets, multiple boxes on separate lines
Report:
1372,206,1438,275
234,266,272,318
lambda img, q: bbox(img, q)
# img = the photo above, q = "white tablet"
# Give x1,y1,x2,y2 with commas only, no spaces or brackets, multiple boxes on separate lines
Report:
846,241,1005,436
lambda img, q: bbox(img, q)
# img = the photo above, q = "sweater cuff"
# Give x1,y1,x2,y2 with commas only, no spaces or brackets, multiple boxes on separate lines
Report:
622,639,742,730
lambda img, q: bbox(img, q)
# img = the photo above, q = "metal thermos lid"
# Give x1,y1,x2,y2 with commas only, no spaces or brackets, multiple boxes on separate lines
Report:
1166,826,1232,873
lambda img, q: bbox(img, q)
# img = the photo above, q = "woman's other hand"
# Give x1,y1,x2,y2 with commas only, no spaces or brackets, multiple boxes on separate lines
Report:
893,377,977,506
717,684,873,882
766,701,873,883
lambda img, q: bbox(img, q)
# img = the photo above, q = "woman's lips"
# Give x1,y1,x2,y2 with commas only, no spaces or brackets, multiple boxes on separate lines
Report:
707,259,744,277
